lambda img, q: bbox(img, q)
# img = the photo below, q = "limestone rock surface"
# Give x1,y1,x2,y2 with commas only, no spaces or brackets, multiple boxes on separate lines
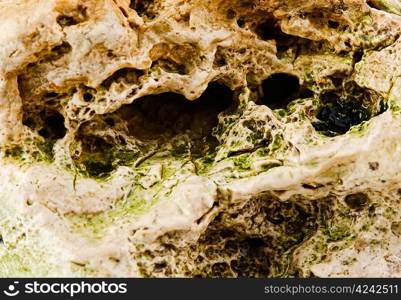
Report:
0,0,401,277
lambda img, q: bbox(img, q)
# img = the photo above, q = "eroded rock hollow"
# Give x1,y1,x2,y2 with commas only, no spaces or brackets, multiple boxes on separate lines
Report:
0,0,401,277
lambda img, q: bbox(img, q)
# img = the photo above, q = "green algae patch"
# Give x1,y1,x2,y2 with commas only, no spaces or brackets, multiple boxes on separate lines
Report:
1,138,56,164
0,251,36,277
66,152,197,242
71,140,141,180
0,227,58,277
325,225,350,242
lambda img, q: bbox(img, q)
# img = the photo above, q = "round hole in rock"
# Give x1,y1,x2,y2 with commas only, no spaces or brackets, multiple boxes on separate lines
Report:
41,112,67,140
105,118,115,127
328,20,340,29
261,73,300,109
254,17,286,41
237,17,246,28
344,193,368,210
254,18,300,52
226,9,236,19
83,92,93,102
129,0,156,18
255,18,276,40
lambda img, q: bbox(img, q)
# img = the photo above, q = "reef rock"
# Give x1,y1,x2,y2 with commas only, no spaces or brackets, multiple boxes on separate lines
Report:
0,0,400,277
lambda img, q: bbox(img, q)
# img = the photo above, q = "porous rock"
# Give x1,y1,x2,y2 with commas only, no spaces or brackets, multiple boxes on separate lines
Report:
0,0,400,277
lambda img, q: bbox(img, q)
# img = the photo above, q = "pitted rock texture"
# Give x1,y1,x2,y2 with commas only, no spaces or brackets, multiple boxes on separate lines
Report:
0,0,401,277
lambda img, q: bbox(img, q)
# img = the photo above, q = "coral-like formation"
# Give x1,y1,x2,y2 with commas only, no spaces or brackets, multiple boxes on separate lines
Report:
0,0,400,277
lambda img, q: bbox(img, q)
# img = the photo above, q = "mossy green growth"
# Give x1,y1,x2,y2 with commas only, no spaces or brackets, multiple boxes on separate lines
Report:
231,153,252,171
389,98,401,113
114,150,140,165
0,251,35,277
3,146,25,161
265,134,284,155
66,185,155,242
75,148,140,180
170,144,189,158
78,152,114,179
258,161,283,172
67,152,197,242
391,221,401,237
274,109,288,120
2,138,56,164
0,242,52,277
347,120,371,135
35,140,56,161
195,151,218,175
324,225,350,242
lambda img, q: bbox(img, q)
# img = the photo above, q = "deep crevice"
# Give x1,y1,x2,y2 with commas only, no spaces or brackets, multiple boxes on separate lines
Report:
20,108,67,161
254,17,278,41
111,82,233,142
74,82,234,178
119,6,129,18
366,0,381,10
254,17,299,52
353,50,364,63
75,136,114,178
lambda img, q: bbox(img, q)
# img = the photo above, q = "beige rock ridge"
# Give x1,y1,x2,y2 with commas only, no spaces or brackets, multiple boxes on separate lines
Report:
0,0,400,277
